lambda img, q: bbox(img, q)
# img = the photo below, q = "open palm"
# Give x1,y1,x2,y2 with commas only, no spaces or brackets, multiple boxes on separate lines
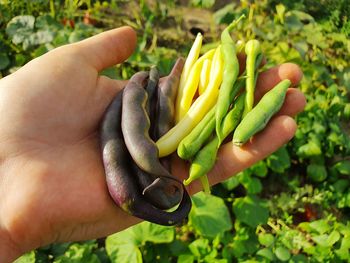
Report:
0,26,305,260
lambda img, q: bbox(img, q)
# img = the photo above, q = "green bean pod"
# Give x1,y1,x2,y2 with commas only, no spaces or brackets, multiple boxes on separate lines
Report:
184,94,245,185
185,136,219,186
242,39,262,117
215,15,245,145
233,79,291,146
177,105,216,160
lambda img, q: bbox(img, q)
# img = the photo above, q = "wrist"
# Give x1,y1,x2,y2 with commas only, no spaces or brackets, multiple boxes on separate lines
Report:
0,228,22,263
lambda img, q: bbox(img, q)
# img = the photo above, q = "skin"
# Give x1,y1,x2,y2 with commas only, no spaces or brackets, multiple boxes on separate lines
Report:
0,26,305,262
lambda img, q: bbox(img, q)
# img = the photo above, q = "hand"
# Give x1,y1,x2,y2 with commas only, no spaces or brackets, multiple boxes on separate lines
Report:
0,26,305,262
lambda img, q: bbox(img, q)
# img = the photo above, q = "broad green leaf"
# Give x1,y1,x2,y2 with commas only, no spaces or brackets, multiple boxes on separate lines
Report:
105,229,142,263
335,235,350,260
23,30,55,50
6,15,35,38
258,233,275,247
256,248,275,261
177,254,195,263
309,219,331,234
190,192,232,238
232,195,269,228
275,4,286,24
190,0,215,8
239,173,262,194
284,12,303,31
221,175,240,190
293,41,308,58
14,251,36,263
53,242,100,263
250,161,268,178
333,160,350,175
344,103,350,119
106,222,173,263
213,3,236,25
0,53,10,70
297,140,322,157
274,246,291,261
307,163,327,182
289,254,308,263
188,238,210,257
132,221,175,244
266,146,290,173
312,231,340,247
333,179,350,193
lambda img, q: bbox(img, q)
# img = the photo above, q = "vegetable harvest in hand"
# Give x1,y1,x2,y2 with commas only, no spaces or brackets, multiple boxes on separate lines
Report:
100,15,292,226
156,15,291,193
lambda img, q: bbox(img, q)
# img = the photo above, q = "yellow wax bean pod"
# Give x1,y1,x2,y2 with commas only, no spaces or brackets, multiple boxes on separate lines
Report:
177,49,215,120
156,46,224,157
198,58,212,95
175,33,203,123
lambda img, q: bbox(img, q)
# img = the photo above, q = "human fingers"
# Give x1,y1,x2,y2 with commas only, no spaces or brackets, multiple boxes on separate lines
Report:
277,88,307,117
255,63,303,100
70,26,137,71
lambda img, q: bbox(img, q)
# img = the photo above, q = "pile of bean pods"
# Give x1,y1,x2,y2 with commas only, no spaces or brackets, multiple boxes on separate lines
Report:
100,59,192,226
100,15,291,226
156,15,291,193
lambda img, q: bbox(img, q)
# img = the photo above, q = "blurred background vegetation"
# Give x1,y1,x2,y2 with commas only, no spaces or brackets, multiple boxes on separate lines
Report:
1,0,350,262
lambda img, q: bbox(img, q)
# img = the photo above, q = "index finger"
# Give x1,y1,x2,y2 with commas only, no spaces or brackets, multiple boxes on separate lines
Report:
254,63,303,100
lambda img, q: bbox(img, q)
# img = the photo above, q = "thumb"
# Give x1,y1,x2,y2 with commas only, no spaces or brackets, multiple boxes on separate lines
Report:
71,26,137,71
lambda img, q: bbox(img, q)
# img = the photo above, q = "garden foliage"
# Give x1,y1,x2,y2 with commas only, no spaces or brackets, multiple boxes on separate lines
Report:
1,0,349,262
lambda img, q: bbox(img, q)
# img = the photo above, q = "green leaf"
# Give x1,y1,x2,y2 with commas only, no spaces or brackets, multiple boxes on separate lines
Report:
333,160,350,175
266,146,290,173
132,221,175,244
297,140,322,157
190,0,215,8
312,231,340,247
309,219,331,234
190,192,232,238
106,222,174,263
105,230,142,263
23,30,55,50
14,251,36,263
232,195,269,228
177,254,195,263
53,242,100,263
0,53,10,70
213,4,236,25
188,238,210,257
221,175,240,190
274,246,291,261
258,233,275,247
344,103,350,119
275,4,286,24
250,161,268,178
333,179,349,193
289,254,308,263
307,163,327,182
6,15,35,38
293,41,308,58
256,248,275,261
239,173,262,194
